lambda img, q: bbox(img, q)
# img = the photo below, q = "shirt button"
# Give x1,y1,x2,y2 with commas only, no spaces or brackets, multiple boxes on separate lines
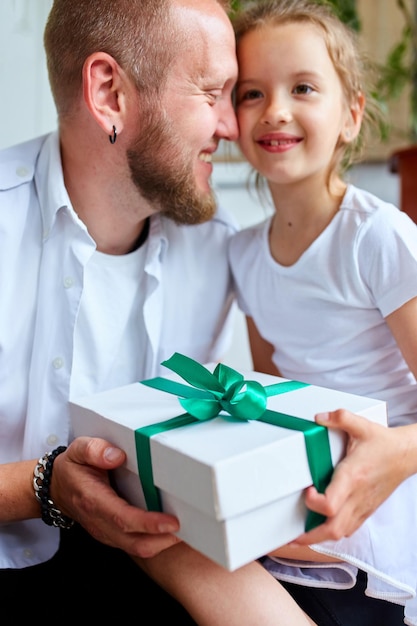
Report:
47,434,59,447
16,166,29,178
23,548,33,558
52,357,64,370
63,276,74,289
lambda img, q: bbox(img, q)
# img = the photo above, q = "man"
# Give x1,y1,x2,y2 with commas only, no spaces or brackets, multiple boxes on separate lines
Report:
0,0,237,620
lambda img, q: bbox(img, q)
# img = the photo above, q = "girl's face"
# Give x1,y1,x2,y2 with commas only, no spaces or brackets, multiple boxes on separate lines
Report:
235,21,355,187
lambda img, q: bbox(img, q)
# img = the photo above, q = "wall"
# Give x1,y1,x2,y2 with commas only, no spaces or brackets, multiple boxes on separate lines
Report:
357,0,413,159
1,0,55,150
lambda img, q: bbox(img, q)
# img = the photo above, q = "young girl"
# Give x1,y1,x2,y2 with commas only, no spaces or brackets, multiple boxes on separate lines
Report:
228,0,417,624
132,2,417,624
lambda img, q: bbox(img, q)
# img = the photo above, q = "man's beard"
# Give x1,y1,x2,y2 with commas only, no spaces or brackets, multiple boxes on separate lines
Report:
127,108,217,225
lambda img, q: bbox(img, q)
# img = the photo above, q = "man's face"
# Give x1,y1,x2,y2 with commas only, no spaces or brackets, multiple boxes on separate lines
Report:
127,0,238,225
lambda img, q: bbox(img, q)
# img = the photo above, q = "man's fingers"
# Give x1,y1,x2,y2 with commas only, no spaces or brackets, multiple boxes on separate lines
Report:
66,436,126,469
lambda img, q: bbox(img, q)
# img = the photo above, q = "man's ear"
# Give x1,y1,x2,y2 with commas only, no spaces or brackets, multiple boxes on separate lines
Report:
82,51,127,137
341,91,366,143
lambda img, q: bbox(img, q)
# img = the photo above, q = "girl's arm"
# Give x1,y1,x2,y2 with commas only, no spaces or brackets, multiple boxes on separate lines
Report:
247,316,281,375
133,541,317,626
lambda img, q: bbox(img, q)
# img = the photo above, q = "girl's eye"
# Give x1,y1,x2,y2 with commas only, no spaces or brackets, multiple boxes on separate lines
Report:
237,89,263,104
293,84,313,95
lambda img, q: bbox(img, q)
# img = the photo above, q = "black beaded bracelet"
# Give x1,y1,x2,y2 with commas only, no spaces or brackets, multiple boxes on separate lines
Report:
33,445,75,530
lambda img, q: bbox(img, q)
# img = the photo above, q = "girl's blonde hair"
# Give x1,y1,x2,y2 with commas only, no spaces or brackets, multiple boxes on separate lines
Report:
233,0,383,188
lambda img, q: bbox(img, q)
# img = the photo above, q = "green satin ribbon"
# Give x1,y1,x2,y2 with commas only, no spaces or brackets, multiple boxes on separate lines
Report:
135,352,332,531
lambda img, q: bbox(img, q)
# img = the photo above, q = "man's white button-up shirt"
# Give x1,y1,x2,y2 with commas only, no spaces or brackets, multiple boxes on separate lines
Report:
0,132,237,567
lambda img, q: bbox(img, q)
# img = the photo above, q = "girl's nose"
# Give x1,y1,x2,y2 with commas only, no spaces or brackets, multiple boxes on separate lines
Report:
261,99,292,126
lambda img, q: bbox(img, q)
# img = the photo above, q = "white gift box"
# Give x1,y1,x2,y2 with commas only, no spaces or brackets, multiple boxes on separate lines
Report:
70,360,387,571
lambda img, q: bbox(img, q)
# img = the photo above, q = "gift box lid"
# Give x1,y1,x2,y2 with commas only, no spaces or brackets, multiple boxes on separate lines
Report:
70,364,387,522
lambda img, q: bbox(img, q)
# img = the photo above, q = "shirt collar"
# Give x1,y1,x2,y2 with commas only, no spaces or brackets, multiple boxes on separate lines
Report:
34,130,169,260
35,130,80,236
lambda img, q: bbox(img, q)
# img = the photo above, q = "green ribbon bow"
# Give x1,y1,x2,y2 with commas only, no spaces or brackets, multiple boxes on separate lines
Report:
135,352,333,531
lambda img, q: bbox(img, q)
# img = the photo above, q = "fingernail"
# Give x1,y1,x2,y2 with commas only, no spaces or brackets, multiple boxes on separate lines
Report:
104,446,123,462
316,412,330,423
158,523,179,533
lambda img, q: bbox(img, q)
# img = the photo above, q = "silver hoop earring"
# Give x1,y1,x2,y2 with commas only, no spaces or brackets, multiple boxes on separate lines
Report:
109,125,117,144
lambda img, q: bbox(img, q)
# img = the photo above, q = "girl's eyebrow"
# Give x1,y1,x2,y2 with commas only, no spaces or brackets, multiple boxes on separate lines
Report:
237,69,327,82
236,77,265,87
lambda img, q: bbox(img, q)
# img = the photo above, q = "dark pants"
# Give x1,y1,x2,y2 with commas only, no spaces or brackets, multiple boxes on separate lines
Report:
1,523,197,623
2,525,406,624
282,569,405,625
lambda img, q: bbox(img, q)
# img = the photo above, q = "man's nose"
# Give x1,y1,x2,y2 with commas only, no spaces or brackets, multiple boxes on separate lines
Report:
217,100,239,142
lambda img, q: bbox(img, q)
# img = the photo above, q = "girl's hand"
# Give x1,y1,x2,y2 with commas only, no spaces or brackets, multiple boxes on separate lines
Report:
292,409,416,545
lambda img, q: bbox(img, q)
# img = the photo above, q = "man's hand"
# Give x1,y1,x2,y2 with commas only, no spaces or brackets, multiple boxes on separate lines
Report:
52,436,182,558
